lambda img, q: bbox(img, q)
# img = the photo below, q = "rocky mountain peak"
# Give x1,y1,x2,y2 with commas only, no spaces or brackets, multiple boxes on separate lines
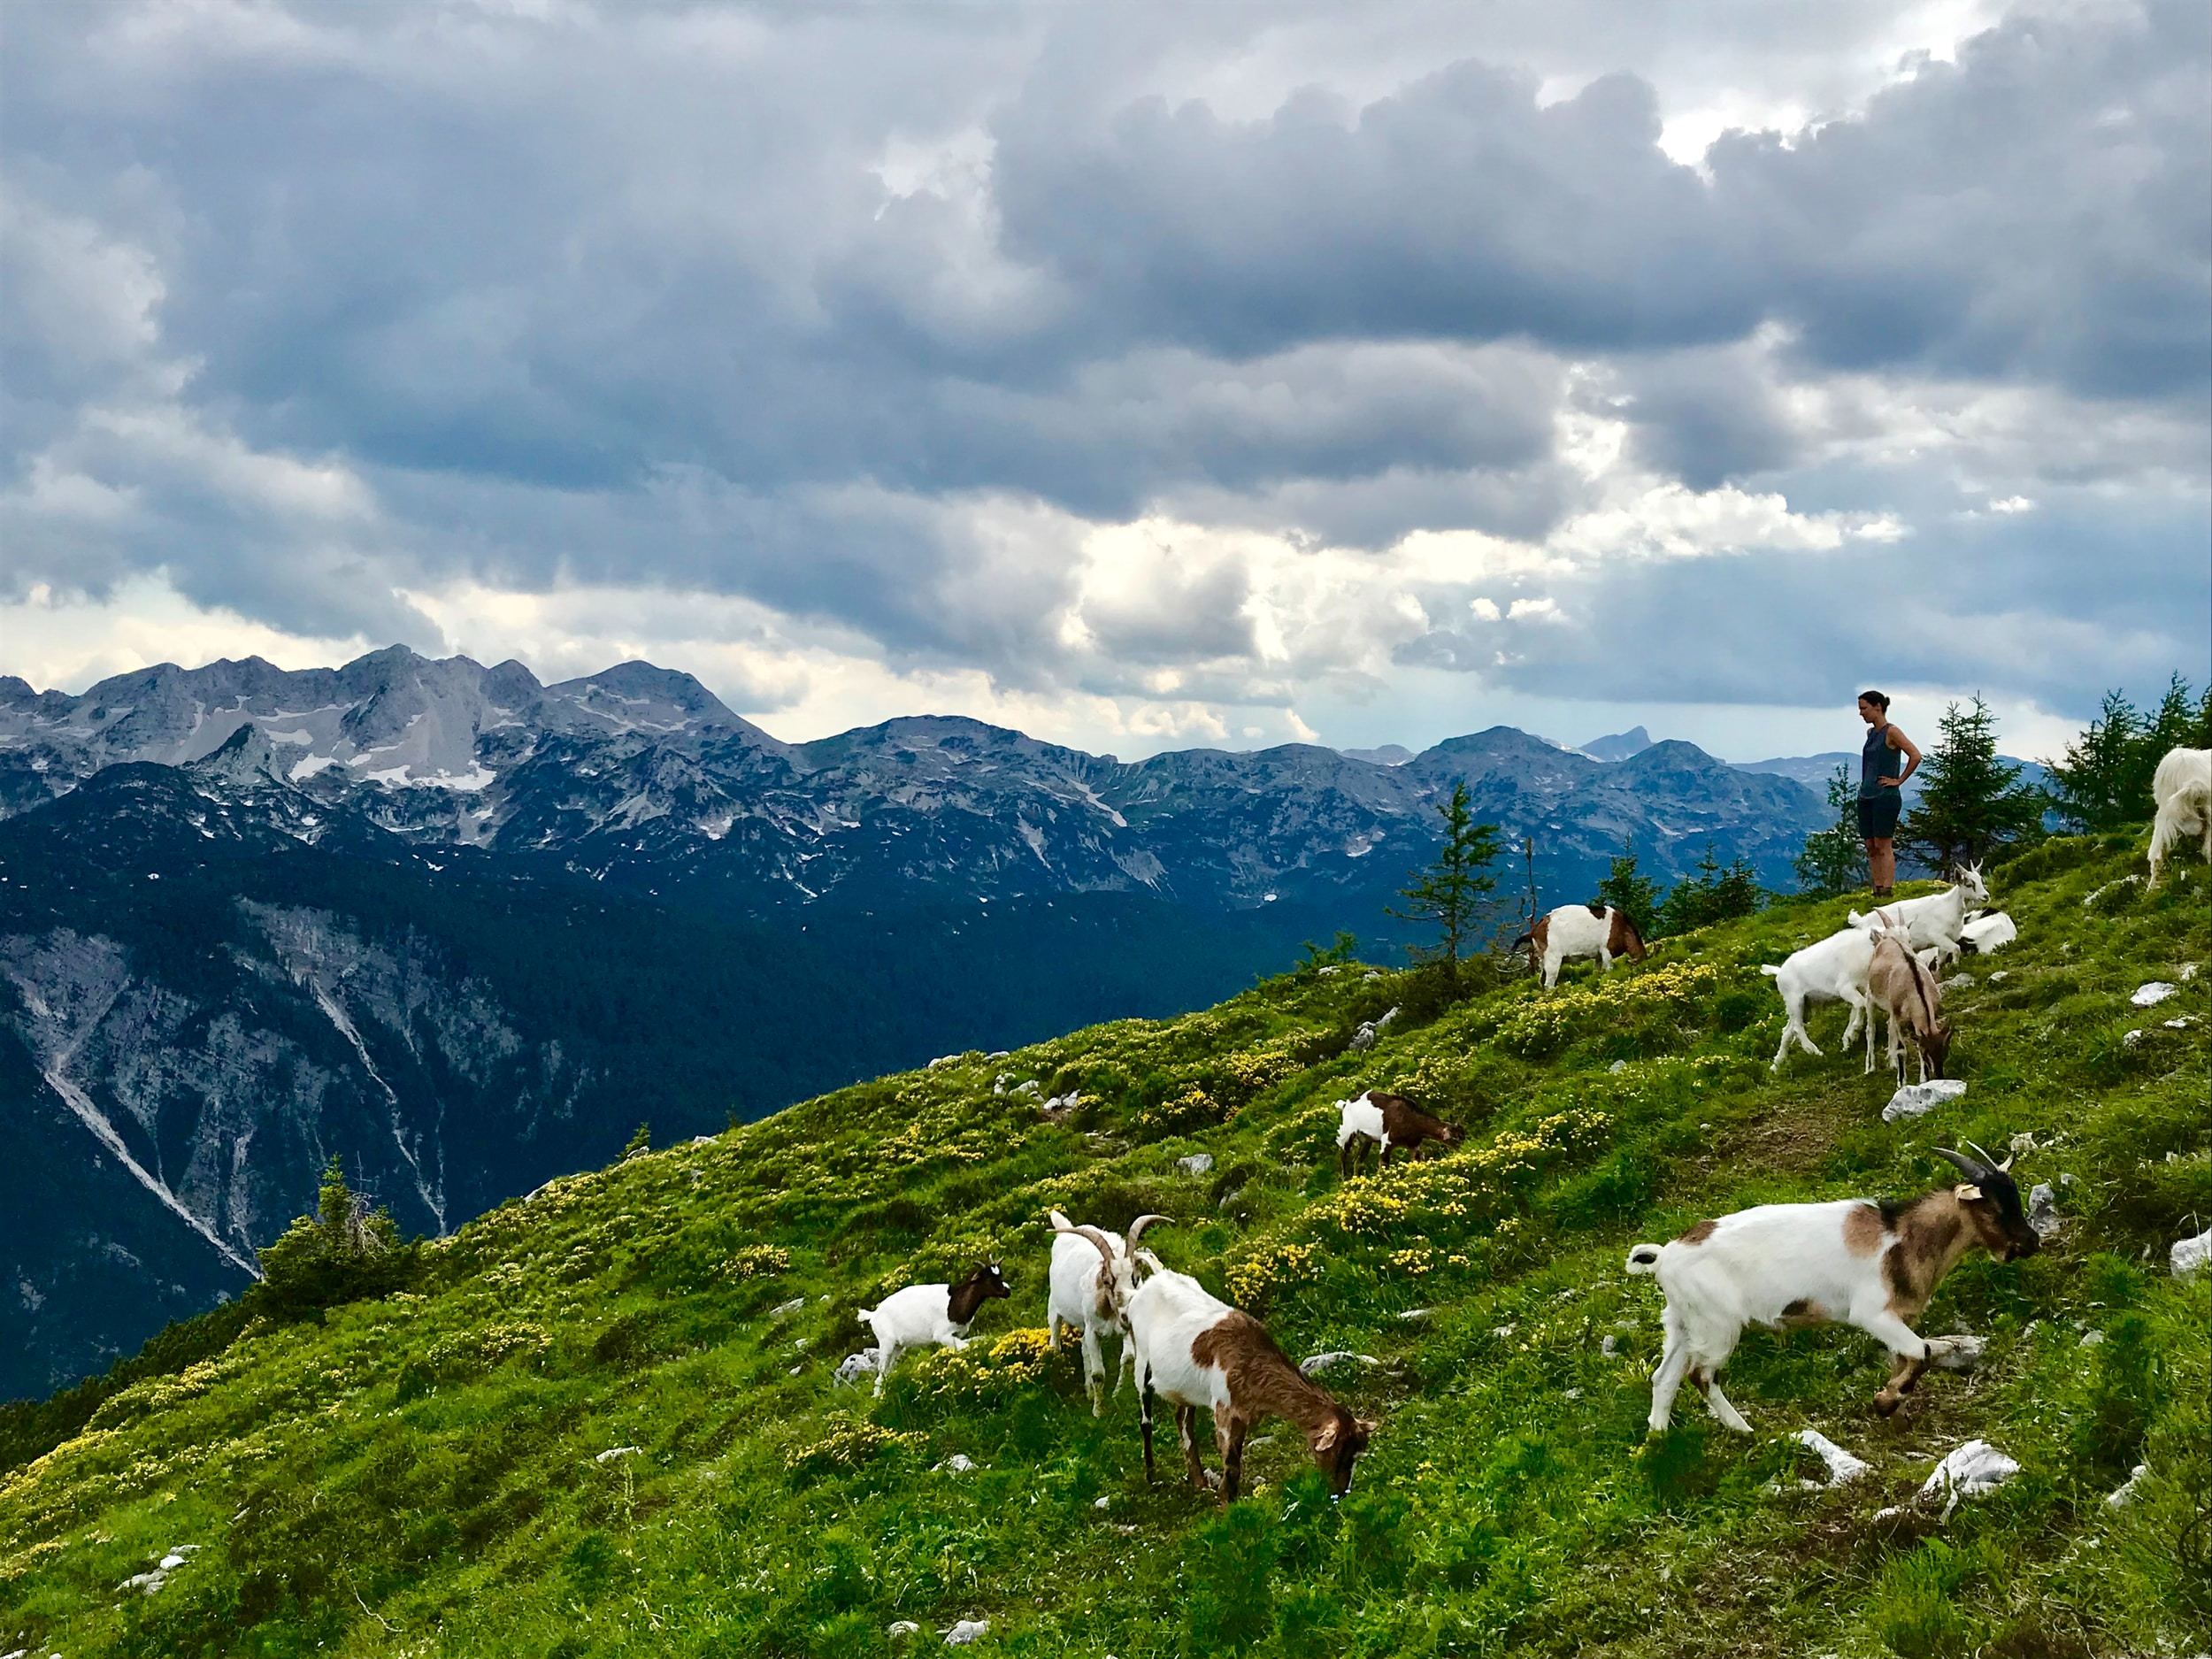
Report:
185,723,288,789
1579,726,1653,762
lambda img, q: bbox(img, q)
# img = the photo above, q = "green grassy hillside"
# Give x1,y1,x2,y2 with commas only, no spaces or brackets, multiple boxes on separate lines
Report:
4,833,2207,1658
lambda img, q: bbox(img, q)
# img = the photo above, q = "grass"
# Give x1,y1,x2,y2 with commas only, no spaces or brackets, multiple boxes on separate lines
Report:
2,832,2207,1657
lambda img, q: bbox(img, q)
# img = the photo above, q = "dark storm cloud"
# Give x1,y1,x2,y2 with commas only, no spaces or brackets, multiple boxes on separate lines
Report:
985,1,2208,396
1606,344,1805,489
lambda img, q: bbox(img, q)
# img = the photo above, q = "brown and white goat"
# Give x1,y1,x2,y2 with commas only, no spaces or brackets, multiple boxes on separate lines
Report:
1626,1144,2039,1432
1126,1254,1376,1505
1513,902,1648,988
1335,1089,1461,1177
1866,924,1952,1082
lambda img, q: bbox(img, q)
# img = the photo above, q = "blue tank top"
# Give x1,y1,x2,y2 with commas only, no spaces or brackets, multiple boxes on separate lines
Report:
1861,722,1902,798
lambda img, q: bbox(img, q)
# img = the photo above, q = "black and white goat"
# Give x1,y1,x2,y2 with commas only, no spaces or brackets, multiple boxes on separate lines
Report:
1044,1210,1170,1414
1625,1144,2039,1432
856,1262,1010,1397
1126,1252,1375,1506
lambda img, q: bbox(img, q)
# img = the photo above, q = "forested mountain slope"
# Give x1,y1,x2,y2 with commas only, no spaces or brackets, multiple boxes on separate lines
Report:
2,833,2205,1658
0,762,1355,1399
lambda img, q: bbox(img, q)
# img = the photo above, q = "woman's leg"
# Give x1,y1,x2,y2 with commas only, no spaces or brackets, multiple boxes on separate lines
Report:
1867,836,1893,895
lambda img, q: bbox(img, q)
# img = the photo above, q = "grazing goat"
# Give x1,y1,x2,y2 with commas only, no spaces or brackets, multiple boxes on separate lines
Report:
1126,1254,1376,1506
857,1262,1009,1397
2148,747,2212,885
1513,902,1648,988
1626,1143,2039,1432
1336,1090,1462,1177
1847,864,1989,964
1866,925,1951,1082
1045,1210,1170,1415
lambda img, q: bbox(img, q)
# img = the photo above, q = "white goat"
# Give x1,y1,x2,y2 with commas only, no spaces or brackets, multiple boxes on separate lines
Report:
1044,1210,1169,1415
1126,1253,1374,1505
1762,926,1880,1070
856,1262,1009,1397
1626,1145,2040,1432
1958,910,2016,954
2148,747,2212,885
1847,864,1989,964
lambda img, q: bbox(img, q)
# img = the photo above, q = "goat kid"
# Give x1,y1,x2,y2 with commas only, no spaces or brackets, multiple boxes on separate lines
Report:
1762,926,1879,1070
1626,1143,2039,1432
857,1262,1009,1397
1513,902,1648,989
1336,1089,1462,1177
1866,925,1952,1082
1045,1210,1170,1415
1847,864,1989,964
2148,746,2212,885
1126,1253,1375,1506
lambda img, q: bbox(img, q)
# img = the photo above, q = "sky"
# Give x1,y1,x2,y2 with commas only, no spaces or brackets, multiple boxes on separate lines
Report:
4,0,2207,764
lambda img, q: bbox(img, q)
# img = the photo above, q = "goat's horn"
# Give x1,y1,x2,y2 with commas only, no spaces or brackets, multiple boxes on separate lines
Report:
1962,1138,2009,1173
1932,1146,1984,1182
1125,1213,1171,1254
1071,1225,1118,1271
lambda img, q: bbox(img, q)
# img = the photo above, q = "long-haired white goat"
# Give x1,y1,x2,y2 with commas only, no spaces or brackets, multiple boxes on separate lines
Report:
2148,747,2212,885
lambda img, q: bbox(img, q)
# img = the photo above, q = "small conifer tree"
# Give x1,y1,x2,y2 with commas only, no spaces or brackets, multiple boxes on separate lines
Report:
257,1156,411,1318
1596,843,1661,935
1387,783,1502,987
1796,764,1871,895
1901,694,2044,869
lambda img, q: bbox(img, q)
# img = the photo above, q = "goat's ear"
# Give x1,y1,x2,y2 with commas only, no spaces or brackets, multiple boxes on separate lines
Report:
1312,1422,1340,1451
1953,1182,1983,1202
1356,1417,1379,1436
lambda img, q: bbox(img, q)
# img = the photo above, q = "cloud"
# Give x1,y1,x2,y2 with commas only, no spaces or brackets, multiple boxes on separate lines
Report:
0,0,2203,756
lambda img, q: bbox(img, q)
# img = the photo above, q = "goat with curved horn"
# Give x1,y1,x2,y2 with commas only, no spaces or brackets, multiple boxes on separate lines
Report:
1962,1138,2014,1173
1126,1214,1172,1256
1045,1209,1144,1416
1932,1146,1985,1186
1053,1214,1119,1270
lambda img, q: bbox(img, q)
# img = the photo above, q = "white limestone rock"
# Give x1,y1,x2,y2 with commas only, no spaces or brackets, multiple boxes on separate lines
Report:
1882,1078,1968,1122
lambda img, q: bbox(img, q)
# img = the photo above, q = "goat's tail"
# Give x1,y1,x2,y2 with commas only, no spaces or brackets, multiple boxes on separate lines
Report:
1758,964,1783,978
1624,1244,1663,1276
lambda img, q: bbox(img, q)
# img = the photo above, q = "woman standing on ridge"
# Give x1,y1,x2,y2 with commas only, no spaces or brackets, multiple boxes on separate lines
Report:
1856,690,1922,899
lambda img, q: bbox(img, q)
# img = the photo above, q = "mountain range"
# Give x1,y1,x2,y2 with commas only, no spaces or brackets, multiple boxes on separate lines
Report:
1,649,1827,908
1,647,1834,1398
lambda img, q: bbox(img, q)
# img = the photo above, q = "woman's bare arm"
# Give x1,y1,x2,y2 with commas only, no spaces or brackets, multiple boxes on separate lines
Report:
1886,726,1922,786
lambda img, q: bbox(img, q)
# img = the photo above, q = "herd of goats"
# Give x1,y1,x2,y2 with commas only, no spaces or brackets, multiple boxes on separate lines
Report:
849,745,2212,1507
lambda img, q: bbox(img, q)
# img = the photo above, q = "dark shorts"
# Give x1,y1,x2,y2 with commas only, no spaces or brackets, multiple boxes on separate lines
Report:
1858,792,1902,840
